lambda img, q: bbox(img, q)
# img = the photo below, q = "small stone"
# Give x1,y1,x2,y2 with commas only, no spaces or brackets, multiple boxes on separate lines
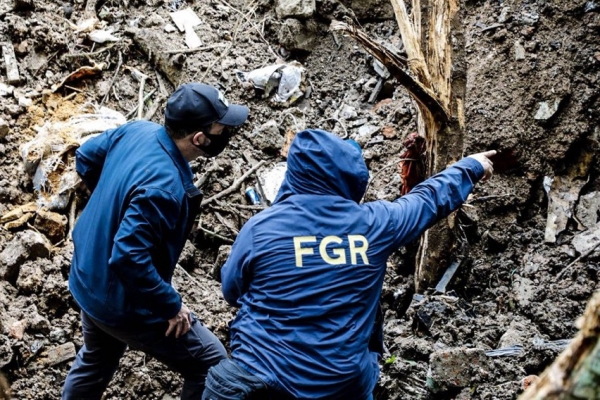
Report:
34,208,67,243
62,3,73,19
43,342,76,366
534,99,562,121
245,120,283,154
491,28,508,42
277,18,317,52
521,26,535,38
0,230,51,282
8,319,27,340
18,96,32,107
164,24,177,33
0,335,12,368
275,0,315,19
514,41,526,60
15,40,29,55
428,348,489,392
235,56,248,67
0,119,8,139
339,104,357,120
381,125,397,139
211,245,232,281
513,276,535,307
0,83,14,97
358,124,379,137
16,263,44,294
498,6,511,23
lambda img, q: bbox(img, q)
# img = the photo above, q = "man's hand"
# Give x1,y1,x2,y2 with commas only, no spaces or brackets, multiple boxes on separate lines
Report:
467,150,497,182
166,303,192,338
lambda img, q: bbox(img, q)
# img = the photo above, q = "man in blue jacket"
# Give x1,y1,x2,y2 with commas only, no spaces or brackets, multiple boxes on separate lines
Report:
62,83,249,400
203,129,495,400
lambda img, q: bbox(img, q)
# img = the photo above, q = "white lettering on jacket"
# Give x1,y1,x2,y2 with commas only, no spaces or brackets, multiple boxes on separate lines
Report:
293,235,370,267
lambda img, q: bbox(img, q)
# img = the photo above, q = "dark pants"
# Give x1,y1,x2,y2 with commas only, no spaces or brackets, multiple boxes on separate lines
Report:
62,311,227,400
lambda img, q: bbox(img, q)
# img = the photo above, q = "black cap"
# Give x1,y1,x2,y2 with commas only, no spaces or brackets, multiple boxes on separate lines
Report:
165,83,249,131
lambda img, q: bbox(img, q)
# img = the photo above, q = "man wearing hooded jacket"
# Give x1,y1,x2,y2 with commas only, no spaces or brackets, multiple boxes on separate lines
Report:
62,83,249,400
203,129,495,400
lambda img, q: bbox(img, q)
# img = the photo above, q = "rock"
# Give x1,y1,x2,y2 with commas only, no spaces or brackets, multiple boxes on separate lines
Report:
177,240,198,271
34,208,67,243
513,276,535,307
498,6,511,23
0,83,13,97
514,41,526,60
571,221,600,257
277,18,318,52
0,336,12,368
15,40,28,55
0,230,51,282
338,104,357,120
534,98,562,121
211,245,232,281
18,96,32,107
0,119,8,139
275,0,315,19
498,320,527,348
245,120,284,154
28,309,50,333
16,263,44,294
8,319,27,340
381,125,397,139
575,192,600,229
42,342,76,366
428,347,489,392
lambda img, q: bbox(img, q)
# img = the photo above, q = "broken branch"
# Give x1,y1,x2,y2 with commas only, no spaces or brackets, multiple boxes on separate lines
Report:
330,20,449,123
201,160,267,207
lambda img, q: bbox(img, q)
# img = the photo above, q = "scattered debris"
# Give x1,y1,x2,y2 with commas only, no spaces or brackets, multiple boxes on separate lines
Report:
88,29,121,44
434,259,462,294
0,230,51,282
485,345,524,357
236,62,305,104
20,105,126,210
514,41,526,60
170,8,202,49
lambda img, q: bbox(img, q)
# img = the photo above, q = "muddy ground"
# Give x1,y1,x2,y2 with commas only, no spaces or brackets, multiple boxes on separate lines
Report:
0,0,599,399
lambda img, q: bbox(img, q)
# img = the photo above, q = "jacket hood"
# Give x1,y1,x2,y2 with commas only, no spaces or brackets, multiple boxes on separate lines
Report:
274,129,369,203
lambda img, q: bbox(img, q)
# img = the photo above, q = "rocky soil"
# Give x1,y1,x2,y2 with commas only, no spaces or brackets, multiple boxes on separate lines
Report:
0,0,599,399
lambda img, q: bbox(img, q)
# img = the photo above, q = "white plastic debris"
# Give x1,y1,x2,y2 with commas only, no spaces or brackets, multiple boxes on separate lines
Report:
236,61,305,104
89,29,121,43
21,105,127,210
257,162,288,204
170,7,203,49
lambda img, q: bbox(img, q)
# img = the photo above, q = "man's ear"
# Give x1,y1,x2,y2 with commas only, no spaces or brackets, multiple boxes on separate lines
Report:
191,131,205,146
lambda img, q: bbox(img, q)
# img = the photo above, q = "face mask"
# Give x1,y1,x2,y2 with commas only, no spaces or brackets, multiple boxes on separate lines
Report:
198,129,231,157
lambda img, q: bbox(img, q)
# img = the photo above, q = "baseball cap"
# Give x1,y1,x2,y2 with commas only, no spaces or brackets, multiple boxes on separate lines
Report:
165,83,249,131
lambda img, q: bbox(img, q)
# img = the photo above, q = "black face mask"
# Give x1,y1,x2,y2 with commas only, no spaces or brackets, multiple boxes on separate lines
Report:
198,129,231,157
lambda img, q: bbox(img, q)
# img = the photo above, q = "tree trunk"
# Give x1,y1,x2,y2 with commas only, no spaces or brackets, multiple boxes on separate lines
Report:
331,0,466,291
520,290,600,399
390,0,466,291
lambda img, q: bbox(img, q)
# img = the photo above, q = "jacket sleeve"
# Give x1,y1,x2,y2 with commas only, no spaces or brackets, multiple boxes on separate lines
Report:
221,224,254,307
75,130,114,192
383,157,484,249
109,187,182,320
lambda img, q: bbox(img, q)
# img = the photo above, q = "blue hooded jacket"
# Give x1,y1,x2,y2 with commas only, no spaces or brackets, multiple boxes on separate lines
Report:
221,129,484,399
69,121,201,327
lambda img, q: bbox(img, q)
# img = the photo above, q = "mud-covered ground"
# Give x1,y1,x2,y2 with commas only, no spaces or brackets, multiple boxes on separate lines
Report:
0,0,599,399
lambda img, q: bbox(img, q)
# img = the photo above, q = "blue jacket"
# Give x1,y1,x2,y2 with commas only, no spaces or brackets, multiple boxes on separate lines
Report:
221,129,484,399
69,121,202,327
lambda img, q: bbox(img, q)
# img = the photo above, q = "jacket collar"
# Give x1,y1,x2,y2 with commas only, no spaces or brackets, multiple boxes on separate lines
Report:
156,127,202,198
